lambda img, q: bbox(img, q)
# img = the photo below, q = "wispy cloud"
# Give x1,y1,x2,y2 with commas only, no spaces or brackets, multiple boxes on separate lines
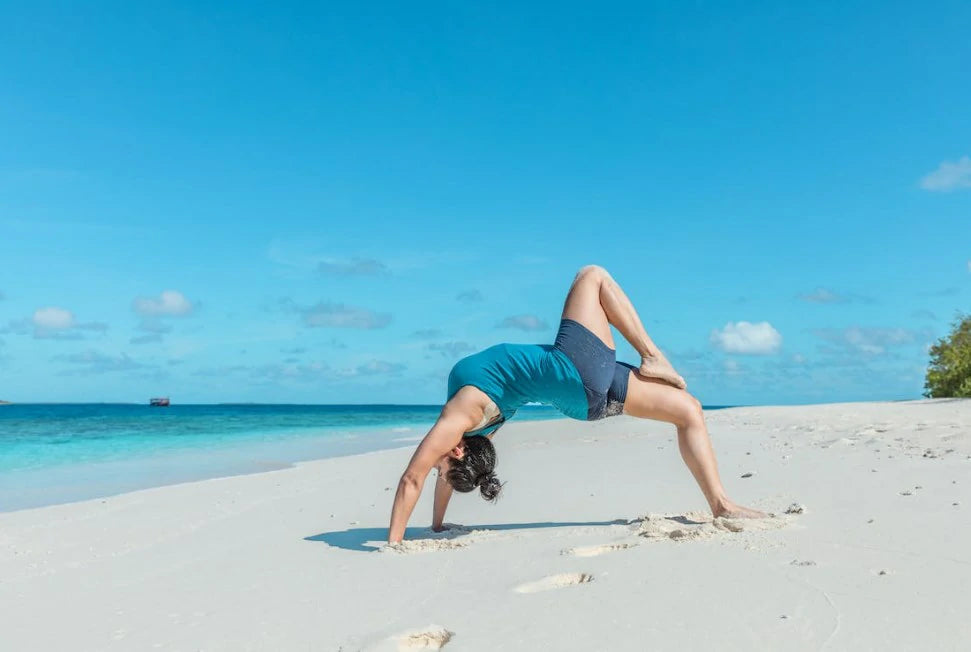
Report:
412,329,444,339
342,360,407,376
255,361,332,382
55,350,144,375
427,341,477,358
288,300,392,329
911,309,937,321
723,358,744,376
812,327,926,357
317,257,390,277
456,289,483,303
195,357,404,383
496,314,549,331
194,361,332,383
710,321,782,355
917,287,959,298
130,333,164,345
920,156,971,192
798,288,872,304
136,320,174,334
0,290,5,301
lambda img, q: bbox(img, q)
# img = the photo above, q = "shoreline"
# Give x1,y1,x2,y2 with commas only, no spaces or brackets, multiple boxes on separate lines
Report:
0,399,956,515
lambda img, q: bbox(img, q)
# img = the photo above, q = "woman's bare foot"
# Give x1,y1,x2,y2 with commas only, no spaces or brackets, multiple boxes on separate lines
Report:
712,500,768,519
639,356,686,389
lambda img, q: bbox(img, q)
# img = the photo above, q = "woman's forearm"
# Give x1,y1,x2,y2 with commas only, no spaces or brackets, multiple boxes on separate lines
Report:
432,471,453,530
388,473,424,543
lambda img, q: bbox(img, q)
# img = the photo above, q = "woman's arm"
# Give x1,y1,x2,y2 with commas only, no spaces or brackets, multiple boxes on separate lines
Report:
388,403,477,543
431,464,453,531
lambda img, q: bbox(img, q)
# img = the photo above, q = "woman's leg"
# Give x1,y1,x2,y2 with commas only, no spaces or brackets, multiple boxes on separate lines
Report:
623,371,766,518
560,265,685,389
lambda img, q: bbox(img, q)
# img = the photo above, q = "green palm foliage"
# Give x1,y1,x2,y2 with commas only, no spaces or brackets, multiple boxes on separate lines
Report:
925,314,971,398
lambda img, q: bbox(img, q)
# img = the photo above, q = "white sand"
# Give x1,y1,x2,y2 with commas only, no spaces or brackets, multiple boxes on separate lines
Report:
2,399,970,651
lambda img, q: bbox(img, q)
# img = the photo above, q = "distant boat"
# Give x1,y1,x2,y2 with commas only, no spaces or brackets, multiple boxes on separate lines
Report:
149,397,171,407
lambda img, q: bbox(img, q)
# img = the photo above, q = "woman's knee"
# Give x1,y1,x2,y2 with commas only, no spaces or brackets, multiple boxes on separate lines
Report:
678,394,705,428
575,264,608,283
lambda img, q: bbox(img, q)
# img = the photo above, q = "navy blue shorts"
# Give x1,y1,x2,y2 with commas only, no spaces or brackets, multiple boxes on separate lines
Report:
553,318,637,420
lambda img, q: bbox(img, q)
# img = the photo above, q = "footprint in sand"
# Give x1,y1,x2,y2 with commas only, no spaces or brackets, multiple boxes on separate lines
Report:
633,511,790,541
514,573,594,593
396,626,454,650
561,543,637,557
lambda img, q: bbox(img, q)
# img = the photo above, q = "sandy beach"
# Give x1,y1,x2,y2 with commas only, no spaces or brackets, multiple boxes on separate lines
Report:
2,399,970,651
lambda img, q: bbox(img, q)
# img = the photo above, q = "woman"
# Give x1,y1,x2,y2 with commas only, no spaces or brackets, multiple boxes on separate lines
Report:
388,265,765,543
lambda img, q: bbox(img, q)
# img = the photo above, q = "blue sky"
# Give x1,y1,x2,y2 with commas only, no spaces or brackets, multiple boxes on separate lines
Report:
1,1,969,405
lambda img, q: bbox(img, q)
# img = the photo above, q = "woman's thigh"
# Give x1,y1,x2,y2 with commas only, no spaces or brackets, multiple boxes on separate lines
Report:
621,369,698,425
559,266,614,349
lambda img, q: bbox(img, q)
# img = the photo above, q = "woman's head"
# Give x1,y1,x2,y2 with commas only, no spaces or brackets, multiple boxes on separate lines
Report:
446,435,503,501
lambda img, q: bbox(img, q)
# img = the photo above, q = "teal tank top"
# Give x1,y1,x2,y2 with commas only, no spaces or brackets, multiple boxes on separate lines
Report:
446,343,587,435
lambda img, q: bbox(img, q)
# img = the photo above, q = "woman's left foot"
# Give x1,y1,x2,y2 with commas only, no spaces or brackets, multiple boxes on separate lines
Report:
639,357,686,390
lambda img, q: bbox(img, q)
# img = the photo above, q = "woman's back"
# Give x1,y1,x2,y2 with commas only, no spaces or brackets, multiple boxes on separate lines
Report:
446,343,588,422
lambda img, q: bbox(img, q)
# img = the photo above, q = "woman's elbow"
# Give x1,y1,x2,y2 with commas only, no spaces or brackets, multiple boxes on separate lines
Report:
398,471,422,491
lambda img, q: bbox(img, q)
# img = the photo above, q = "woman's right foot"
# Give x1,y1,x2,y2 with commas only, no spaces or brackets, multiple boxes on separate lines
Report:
713,500,767,519
639,356,686,389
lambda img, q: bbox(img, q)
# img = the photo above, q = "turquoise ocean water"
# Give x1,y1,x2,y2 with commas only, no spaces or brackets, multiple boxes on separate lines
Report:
0,403,563,512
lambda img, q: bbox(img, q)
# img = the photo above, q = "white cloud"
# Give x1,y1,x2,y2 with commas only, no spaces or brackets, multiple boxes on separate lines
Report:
133,290,194,317
497,314,549,331
34,307,76,330
710,321,782,355
967,259,971,273
920,156,971,192
11,307,109,339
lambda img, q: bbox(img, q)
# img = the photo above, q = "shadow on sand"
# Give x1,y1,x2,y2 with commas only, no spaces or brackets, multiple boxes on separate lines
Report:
305,519,630,552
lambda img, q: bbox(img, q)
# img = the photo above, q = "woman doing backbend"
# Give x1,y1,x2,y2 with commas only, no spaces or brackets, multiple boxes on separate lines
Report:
388,265,765,543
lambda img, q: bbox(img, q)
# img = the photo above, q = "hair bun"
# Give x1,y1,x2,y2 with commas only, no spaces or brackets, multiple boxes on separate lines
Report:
477,473,503,502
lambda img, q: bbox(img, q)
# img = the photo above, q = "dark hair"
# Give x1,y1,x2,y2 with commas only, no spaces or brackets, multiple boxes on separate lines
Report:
446,436,503,501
